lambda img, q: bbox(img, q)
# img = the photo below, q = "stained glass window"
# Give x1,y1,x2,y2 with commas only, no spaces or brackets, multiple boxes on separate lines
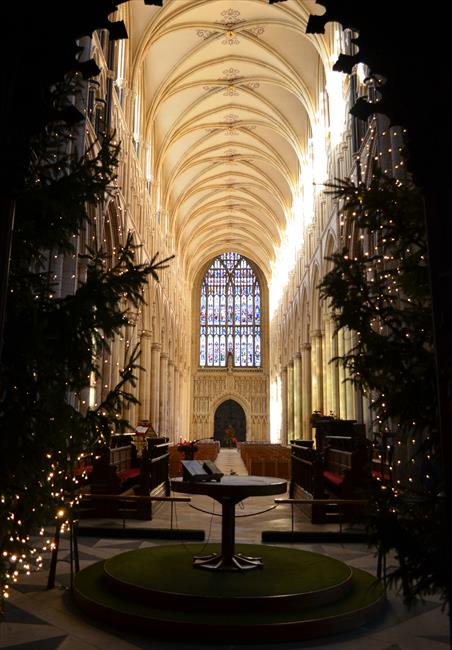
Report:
199,252,261,367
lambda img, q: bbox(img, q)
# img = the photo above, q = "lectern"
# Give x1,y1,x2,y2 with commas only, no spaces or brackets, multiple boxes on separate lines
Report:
181,460,223,482
171,475,287,570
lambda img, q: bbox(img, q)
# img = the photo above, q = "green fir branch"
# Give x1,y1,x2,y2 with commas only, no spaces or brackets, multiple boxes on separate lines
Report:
319,171,444,606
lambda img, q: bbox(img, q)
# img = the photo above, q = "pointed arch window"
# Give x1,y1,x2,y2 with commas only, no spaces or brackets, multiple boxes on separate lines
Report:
200,252,261,367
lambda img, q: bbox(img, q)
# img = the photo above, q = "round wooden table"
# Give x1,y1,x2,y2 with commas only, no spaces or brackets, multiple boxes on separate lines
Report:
171,475,287,571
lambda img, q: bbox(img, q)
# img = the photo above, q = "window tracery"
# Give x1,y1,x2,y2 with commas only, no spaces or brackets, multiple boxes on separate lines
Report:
200,252,261,367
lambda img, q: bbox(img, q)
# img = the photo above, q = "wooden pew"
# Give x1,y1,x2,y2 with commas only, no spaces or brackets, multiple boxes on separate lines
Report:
79,438,171,520
290,441,324,497
290,421,371,523
134,437,170,498
71,453,94,481
321,436,371,522
75,494,190,522
323,444,370,497
312,417,361,451
238,442,291,479
90,443,141,495
290,441,326,523
76,493,153,520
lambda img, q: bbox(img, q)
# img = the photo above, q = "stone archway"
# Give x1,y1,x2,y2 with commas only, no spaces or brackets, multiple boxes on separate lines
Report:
213,399,246,447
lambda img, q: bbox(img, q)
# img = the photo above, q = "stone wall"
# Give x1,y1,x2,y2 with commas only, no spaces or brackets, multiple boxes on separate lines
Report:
191,366,269,440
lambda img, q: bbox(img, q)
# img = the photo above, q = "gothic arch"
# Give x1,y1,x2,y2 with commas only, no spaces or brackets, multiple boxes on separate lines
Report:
168,316,176,361
310,263,322,333
300,286,310,344
161,300,170,353
152,290,162,345
209,392,251,440
293,302,302,354
323,230,337,274
192,251,268,370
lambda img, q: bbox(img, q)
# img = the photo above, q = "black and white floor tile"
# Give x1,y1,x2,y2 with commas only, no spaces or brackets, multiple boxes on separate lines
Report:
1,450,449,649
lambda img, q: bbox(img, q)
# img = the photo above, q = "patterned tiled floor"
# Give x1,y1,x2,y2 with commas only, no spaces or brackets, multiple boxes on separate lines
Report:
1,450,449,649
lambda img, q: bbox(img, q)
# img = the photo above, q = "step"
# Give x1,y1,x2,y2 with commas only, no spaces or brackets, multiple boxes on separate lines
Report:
73,543,385,643
102,544,353,611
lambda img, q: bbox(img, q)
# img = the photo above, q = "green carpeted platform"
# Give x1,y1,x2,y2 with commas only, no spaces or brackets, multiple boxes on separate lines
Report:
103,543,353,609
73,543,385,643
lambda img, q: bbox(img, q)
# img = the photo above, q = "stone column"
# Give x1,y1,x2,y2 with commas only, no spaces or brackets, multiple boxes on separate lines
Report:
138,330,152,422
352,331,364,424
173,365,180,440
281,367,288,443
354,389,363,426
105,338,118,404
330,325,339,418
183,369,190,437
293,353,302,440
311,330,323,414
343,328,355,420
99,347,108,404
167,360,175,441
118,334,127,421
287,362,294,441
362,390,372,436
337,330,347,419
159,351,169,436
150,343,161,433
301,343,312,439
323,319,332,416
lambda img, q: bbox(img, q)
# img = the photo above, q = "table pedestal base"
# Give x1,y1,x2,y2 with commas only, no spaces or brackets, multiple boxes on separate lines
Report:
193,551,263,571
170,476,287,572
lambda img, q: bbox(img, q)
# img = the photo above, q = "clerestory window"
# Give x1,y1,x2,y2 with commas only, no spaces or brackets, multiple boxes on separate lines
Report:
199,252,261,367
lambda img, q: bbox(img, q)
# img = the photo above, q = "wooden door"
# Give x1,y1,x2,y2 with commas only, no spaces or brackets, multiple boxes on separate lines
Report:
214,400,246,446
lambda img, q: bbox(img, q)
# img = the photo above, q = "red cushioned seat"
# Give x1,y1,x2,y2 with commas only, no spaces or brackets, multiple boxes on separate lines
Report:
323,470,343,486
372,470,391,481
72,465,93,477
117,468,140,482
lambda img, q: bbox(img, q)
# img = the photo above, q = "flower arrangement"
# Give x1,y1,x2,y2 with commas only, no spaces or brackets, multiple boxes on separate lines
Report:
177,438,198,459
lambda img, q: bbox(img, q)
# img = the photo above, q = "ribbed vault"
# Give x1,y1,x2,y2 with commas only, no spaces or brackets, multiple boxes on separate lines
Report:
128,0,332,282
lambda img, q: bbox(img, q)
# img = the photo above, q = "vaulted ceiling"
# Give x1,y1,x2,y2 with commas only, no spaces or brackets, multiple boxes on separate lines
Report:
127,0,332,283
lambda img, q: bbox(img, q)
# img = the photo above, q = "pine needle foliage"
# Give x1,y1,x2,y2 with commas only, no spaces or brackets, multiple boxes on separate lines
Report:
319,172,447,607
0,78,172,605
319,172,435,436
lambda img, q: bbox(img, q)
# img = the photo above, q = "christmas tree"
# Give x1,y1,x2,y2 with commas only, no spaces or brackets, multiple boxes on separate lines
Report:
319,172,447,606
0,76,172,605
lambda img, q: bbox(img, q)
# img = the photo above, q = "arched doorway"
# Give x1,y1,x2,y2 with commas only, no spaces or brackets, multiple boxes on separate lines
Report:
214,400,246,447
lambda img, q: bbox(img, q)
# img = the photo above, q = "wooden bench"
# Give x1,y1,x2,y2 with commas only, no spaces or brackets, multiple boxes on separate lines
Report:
290,442,324,497
321,441,370,522
290,422,371,523
312,418,365,450
76,493,153,520
71,453,94,481
238,443,291,479
75,494,190,522
134,437,170,498
313,422,371,499
290,441,326,523
323,445,369,496
90,444,141,495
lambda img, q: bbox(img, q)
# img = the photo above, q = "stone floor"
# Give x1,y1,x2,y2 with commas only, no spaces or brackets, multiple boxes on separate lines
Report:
0,449,449,649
